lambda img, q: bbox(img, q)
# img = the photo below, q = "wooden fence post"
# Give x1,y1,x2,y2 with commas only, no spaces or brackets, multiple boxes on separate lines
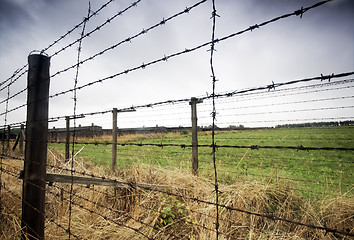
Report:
6,125,10,150
65,116,70,161
20,124,25,154
112,108,117,172
21,53,50,240
190,97,203,176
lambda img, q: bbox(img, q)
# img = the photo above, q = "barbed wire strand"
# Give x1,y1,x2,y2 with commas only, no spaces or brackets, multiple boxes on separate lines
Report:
50,140,354,151
209,0,220,239
0,71,14,221
68,2,90,239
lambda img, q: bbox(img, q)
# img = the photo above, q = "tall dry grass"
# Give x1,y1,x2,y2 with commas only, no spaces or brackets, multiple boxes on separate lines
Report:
0,148,353,239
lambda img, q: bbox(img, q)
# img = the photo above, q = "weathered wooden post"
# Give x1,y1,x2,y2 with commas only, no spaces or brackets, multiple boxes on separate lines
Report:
112,108,117,172
190,97,203,176
21,53,50,240
6,125,10,150
19,124,24,154
65,116,70,161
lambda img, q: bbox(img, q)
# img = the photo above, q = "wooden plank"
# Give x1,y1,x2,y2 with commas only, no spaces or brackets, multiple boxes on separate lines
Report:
111,108,117,171
46,173,169,191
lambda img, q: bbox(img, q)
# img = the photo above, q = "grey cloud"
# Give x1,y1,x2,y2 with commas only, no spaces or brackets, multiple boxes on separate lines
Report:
0,0,33,31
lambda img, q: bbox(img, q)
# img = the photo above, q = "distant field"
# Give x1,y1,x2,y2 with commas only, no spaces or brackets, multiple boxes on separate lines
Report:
50,126,354,199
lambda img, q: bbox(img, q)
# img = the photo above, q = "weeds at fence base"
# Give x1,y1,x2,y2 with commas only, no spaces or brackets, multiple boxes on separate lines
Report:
1,152,353,239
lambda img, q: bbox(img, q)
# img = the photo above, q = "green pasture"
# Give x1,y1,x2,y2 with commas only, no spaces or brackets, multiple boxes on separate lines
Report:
49,126,354,199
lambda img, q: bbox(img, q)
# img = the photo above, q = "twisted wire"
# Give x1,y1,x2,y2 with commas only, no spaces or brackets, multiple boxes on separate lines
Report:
209,0,220,238
68,3,90,239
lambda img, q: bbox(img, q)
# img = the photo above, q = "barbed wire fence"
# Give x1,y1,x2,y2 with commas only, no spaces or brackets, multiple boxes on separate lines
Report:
0,0,353,239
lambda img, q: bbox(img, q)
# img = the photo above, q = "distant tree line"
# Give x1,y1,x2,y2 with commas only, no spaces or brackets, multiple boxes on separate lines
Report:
275,121,354,128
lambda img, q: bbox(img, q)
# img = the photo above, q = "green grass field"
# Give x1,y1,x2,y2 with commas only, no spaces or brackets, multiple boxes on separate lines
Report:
49,126,354,199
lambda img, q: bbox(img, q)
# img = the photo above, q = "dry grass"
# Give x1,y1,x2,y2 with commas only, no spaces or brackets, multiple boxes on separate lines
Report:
0,148,353,239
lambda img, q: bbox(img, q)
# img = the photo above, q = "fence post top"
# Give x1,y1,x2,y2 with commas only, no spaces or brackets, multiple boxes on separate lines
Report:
189,97,203,104
28,50,50,58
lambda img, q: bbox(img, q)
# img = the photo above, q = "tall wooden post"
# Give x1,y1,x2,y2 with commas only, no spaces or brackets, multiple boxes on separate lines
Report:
6,125,11,150
65,116,70,161
112,108,117,172
19,124,24,154
21,53,50,240
190,97,203,176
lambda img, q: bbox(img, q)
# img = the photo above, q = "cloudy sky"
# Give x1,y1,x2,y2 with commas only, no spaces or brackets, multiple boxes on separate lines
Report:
0,0,353,129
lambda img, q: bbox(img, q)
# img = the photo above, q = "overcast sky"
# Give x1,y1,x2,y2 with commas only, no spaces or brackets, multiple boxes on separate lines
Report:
0,0,353,129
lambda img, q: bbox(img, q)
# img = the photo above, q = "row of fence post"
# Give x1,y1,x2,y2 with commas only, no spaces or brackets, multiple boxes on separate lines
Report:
62,100,204,176
109,98,203,175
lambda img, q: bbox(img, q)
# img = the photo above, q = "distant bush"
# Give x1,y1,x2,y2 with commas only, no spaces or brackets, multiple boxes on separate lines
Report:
228,124,245,130
180,129,189,135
